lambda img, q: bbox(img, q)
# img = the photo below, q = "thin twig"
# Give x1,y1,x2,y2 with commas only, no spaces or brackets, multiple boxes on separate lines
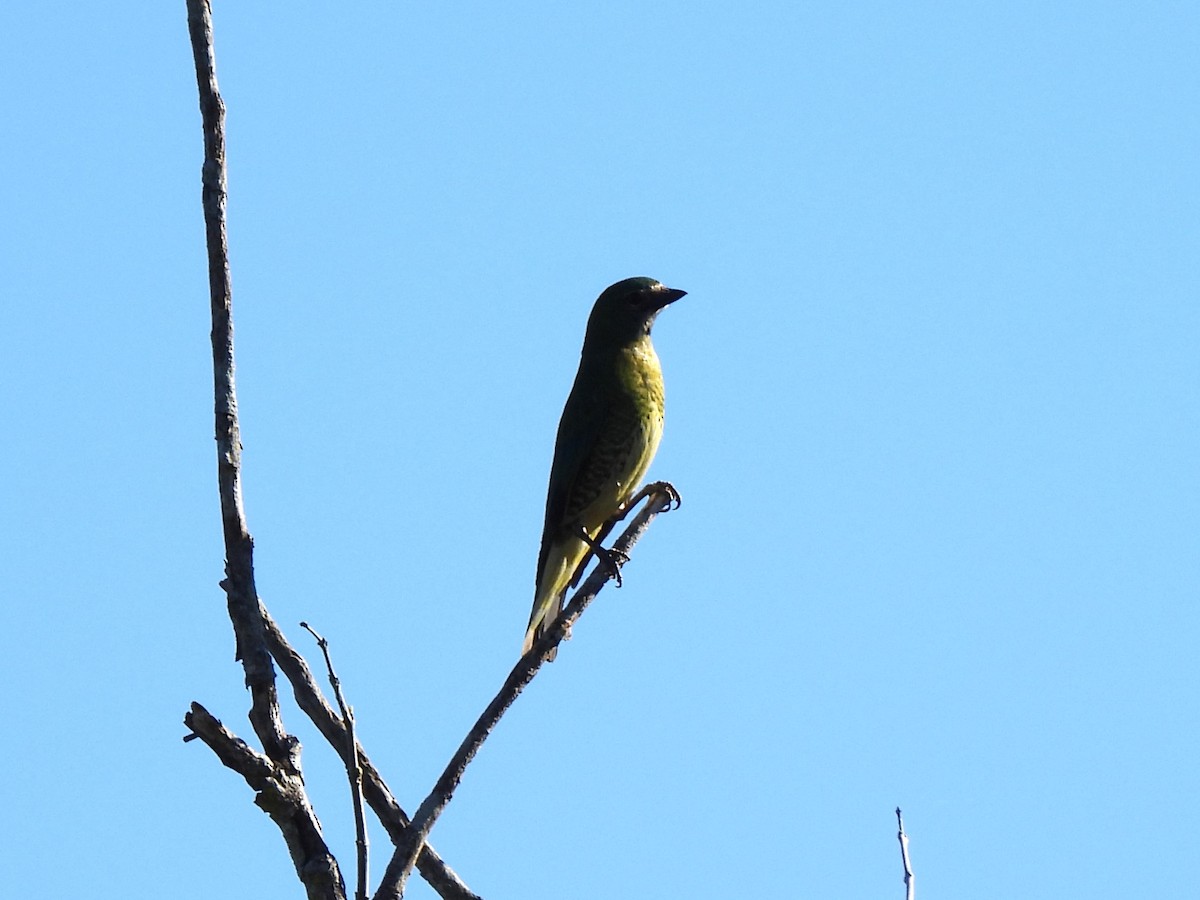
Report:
303,623,370,900
375,483,679,900
896,807,915,900
264,611,481,900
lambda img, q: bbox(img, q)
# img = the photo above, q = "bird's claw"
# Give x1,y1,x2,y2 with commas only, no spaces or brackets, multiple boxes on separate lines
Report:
647,480,682,512
596,545,628,587
623,480,682,517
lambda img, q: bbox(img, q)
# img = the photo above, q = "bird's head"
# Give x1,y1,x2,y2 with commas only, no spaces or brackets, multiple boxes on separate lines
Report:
584,277,686,346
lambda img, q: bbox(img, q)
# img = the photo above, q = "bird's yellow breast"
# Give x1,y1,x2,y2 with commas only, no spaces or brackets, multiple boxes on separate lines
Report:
616,337,665,415
574,337,664,524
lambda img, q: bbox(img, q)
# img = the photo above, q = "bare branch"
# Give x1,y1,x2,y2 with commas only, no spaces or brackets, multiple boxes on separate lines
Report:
186,0,297,773
185,703,347,900
896,807,915,900
264,611,482,900
185,4,347,898
376,483,680,899
185,701,276,779
184,4,478,893
302,623,370,900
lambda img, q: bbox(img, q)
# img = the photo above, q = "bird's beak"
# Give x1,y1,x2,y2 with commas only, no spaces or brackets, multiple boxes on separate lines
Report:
650,287,687,310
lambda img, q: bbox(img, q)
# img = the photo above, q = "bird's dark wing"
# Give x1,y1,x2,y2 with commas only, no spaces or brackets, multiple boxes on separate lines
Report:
535,368,607,585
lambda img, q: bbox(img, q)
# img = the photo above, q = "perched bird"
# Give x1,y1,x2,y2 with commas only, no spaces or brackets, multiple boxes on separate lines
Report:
523,276,686,658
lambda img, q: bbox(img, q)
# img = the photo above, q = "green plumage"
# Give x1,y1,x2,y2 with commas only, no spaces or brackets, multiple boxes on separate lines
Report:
523,277,685,657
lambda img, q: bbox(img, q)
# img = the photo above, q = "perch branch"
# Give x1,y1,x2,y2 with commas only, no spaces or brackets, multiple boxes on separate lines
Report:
376,483,680,899
264,611,481,900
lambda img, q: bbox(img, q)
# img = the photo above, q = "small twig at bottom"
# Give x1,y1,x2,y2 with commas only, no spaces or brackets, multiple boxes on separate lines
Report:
374,483,679,899
896,807,915,900
262,611,479,900
302,623,370,900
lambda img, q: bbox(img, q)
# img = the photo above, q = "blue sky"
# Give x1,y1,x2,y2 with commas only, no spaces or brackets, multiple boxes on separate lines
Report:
3,3,1197,898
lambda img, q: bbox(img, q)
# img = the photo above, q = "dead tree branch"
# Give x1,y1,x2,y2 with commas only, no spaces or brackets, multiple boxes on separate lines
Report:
184,4,343,898
186,0,297,773
184,9,482,894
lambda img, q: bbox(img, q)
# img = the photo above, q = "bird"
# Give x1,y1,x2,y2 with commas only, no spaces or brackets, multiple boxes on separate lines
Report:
523,276,686,658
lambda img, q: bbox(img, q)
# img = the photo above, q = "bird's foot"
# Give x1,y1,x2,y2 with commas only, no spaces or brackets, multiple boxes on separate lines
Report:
595,545,628,588
575,526,628,588
626,480,682,514
654,480,682,511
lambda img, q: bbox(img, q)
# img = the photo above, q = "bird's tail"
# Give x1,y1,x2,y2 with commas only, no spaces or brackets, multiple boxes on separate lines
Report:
523,585,564,661
524,531,593,660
